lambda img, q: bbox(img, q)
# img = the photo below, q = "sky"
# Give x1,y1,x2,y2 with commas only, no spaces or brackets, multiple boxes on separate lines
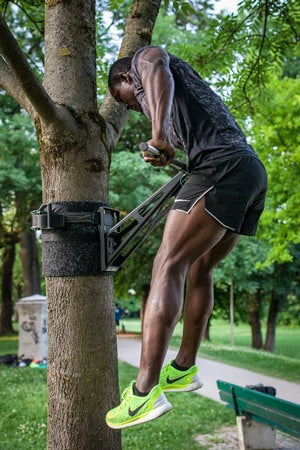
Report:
213,0,240,14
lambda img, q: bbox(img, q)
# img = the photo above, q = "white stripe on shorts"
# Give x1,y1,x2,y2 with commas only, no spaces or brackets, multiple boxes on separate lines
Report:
174,185,214,214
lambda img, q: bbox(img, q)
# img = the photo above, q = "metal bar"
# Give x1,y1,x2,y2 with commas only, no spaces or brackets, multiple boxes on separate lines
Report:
104,170,187,271
139,142,187,171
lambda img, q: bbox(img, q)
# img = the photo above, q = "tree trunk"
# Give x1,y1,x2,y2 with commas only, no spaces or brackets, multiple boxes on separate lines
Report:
41,2,121,448
20,229,41,296
264,291,280,352
0,0,161,446
249,293,263,349
0,239,16,334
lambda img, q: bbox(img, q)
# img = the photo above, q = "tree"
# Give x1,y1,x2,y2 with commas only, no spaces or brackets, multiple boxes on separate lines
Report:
1,1,161,448
264,245,300,351
249,74,300,265
214,238,273,349
0,105,42,332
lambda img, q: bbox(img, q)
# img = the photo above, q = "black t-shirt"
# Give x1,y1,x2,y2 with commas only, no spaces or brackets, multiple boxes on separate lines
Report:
131,46,257,170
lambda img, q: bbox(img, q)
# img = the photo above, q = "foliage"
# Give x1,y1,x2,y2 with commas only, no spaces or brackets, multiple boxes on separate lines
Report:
0,98,41,300
0,109,41,219
250,75,300,264
0,1,44,77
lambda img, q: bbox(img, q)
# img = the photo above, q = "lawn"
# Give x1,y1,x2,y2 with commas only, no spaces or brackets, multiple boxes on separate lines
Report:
120,318,300,383
0,319,299,448
0,337,234,450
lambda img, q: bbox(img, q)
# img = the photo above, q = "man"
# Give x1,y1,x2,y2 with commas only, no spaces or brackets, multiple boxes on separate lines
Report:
106,46,267,429
114,304,123,333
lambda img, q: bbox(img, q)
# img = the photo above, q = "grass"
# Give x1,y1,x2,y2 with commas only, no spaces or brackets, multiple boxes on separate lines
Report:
0,364,47,450
121,318,300,383
0,337,235,450
0,334,18,355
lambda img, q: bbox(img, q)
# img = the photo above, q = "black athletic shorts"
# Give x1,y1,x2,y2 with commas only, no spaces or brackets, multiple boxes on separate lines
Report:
171,155,268,236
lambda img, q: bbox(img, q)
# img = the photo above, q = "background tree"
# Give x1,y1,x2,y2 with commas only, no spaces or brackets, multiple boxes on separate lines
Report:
0,103,42,332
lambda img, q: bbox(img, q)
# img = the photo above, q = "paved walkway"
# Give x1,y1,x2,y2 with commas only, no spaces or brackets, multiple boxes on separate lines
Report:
117,336,300,404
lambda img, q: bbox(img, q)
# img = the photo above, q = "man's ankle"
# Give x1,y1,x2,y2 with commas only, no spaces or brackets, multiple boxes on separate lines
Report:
171,360,192,371
133,383,149,397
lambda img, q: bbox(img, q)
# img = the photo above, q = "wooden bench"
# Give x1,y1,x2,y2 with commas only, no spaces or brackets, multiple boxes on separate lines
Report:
217,380,300,450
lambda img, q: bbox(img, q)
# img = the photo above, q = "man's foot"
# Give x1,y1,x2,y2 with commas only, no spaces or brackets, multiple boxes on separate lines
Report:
160,360,203,392
106,381,172,429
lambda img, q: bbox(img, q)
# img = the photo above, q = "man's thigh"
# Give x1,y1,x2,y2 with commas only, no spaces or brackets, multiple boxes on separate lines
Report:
158,197,227,268
188,231,239,284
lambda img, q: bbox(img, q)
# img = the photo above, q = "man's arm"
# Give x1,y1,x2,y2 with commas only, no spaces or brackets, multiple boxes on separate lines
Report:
136,46,175,165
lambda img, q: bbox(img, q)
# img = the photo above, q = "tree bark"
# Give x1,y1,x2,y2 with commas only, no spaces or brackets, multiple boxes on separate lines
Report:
20,229,41,296
264,291,280,352
0,237,17,334
249,293,263,349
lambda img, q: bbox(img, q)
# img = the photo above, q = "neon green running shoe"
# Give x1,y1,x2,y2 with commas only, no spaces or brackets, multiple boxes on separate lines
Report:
106,381,172,429
160,360,203,392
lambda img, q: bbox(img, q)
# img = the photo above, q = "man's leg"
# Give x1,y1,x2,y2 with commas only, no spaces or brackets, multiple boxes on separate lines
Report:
174,232,239,368
135,197,229,393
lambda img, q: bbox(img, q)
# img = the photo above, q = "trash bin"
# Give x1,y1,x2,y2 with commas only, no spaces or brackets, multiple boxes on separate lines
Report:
15,294,47,360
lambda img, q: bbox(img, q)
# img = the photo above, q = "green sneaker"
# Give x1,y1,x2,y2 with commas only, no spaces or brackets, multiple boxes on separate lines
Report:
160,360,203,392
106,381,172,429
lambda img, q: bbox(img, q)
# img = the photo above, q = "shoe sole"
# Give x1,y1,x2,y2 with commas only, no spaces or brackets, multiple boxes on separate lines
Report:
106,399,172,429
163,379,203,392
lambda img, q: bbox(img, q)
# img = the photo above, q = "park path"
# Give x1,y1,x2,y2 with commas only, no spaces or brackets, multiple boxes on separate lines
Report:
117,336,300,404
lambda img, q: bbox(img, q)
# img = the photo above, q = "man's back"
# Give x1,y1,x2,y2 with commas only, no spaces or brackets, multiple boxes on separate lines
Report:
131,46,256,170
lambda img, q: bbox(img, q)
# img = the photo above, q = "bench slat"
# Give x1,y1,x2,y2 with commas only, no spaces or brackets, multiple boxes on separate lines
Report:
217,380,300,438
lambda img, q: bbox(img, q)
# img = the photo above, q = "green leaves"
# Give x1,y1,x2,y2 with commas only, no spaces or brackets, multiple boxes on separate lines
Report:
249,74,300,264
0,107,41,222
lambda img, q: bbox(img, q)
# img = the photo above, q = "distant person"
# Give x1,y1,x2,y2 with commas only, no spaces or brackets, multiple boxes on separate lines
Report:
106,45,267,429
114,305,123,332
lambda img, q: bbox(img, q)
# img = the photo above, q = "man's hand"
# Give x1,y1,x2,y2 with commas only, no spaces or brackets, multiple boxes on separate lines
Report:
142,138,175,167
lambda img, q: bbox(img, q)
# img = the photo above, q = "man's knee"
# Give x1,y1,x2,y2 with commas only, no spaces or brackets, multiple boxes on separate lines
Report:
153,244,188,277
188,266,213,288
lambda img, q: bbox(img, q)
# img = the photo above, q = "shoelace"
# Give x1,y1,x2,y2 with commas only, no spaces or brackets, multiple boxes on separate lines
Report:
119,384,134,410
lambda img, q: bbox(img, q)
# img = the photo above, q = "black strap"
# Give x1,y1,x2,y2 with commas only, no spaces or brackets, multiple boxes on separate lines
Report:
31,203,108,230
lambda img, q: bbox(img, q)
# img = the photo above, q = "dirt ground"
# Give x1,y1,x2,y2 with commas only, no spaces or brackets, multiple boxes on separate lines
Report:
195,426,300,449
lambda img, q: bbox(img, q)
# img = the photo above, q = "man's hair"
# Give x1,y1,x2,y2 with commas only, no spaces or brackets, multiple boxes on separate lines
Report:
108,57,132,94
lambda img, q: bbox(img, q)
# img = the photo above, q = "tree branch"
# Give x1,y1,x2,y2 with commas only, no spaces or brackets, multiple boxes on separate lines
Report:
242,0,269,113
100,0,162,153
0,56,35,117
201,4,265,67
0,13,59,124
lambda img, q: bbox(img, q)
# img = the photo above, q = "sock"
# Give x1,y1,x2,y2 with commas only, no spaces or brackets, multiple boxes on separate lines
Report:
171,360,191,371
133,383,149,397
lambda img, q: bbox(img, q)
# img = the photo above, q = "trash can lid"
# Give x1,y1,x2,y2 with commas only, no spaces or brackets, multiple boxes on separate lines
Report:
20,294,46,301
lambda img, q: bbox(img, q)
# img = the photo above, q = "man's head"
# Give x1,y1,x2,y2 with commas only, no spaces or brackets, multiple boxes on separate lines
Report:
108,57,142,111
